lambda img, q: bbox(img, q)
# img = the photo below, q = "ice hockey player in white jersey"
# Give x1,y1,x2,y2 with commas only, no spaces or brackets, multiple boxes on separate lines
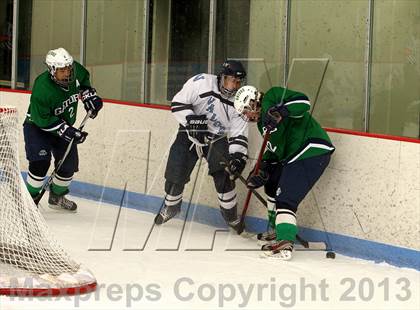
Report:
154,60,248,232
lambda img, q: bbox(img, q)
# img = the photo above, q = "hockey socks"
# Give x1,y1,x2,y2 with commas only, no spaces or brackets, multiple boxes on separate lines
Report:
275,209,298,241
26,171,45,197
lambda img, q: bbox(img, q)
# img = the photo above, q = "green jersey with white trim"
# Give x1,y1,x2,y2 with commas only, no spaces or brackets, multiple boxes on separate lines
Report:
257,86,334,163
25,61,91,134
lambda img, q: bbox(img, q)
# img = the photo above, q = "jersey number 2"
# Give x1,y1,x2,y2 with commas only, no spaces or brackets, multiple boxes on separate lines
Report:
68,107,75,118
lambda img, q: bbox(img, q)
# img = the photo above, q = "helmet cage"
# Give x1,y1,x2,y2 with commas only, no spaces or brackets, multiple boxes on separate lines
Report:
47,65,75,89
234,85,263,122
218,74,246,98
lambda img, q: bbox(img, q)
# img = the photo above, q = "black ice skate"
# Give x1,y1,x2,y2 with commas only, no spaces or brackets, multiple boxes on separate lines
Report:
227,217,244,233
220,205,243,233
260,240,294,260
257,229,276,246
48,191,77,212
154,204,181,225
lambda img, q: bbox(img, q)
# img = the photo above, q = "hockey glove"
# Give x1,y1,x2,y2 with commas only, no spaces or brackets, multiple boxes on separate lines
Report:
263,104,289,132
246,161,270,189
185,114,209,145
226,152,247,180
80,87,103,119
57,123,88,144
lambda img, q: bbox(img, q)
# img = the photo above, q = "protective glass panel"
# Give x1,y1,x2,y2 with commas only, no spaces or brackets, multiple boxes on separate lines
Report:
86,0,147,102
0,0,31,89
29,0,82,88
370,0,420,138
289,0,369,130
216,0,286,90
147,0,210,104
0,0,13,88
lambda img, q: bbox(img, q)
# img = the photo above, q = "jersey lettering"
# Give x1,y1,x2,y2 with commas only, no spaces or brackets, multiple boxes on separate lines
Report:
54,94,79,115
266,141,277,153
206,103,214,113
171,73,247,145
193,74,205,82
205,97,226,134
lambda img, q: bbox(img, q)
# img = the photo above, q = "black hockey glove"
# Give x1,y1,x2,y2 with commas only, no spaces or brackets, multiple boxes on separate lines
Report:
263,104,289,132
80,87,103,119
246,161,270,189
226,152,247,180
185,114,209,145
57,123,88,144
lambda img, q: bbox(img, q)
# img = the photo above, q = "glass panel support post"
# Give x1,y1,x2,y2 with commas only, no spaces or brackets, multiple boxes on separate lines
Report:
80,0,87,66
11,0,19,89
364,0,374,132
208,0,217,74
283,0,291,87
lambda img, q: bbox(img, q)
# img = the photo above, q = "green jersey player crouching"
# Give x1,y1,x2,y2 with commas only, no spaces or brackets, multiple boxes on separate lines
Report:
234,85,335,260
23,47,103,211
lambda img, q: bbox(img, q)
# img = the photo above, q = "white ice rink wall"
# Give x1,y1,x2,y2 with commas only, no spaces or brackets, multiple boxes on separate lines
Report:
1,89,419,270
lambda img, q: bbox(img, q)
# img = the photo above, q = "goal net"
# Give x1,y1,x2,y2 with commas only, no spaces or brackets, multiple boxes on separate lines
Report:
0,106,96,296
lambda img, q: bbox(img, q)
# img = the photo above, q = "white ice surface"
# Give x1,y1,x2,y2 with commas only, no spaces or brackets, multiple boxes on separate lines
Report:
1,196,419,310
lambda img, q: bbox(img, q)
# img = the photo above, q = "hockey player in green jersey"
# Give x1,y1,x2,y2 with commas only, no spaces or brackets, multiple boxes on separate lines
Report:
23,47,103,211
234,85,335,260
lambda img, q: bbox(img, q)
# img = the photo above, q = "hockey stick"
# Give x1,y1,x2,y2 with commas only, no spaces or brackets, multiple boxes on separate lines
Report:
236,174,267,207
236,130,271,234
298,59,335,256
217,158,268,208
33,111,91,205
234,174,327,248
207,136,328,250
228,168,327,249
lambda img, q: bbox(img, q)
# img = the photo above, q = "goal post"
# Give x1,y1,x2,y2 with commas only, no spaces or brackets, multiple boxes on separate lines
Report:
0,106,97,296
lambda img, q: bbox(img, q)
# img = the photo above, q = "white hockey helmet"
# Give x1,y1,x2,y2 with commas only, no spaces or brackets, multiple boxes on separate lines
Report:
45,47,75,88
234,85,263,122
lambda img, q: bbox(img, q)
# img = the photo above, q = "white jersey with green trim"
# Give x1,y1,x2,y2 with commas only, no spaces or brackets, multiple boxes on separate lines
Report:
171,73,248,156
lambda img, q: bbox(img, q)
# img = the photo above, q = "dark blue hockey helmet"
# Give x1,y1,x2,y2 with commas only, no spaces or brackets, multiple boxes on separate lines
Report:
218,60,247,98
219,60,247,79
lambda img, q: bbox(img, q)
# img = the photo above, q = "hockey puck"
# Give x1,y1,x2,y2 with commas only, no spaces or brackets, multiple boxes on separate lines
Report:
326,251,336,259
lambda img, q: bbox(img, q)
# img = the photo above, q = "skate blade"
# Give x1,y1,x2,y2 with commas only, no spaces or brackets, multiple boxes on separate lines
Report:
154,214,176,225
260,250,292,261
239,231,257,239
48,204,77,213
154,215,164,225
258,239,277,247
